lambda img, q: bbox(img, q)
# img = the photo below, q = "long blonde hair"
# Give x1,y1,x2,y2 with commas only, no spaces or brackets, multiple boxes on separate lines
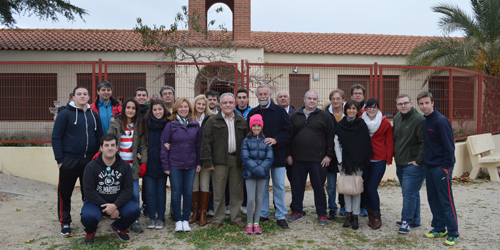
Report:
193,94,215,119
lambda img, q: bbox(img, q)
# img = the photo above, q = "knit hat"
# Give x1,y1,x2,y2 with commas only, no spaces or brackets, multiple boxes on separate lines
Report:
249,114,264,129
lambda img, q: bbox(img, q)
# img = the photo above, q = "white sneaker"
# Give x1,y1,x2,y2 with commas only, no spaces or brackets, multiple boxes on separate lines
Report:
225,206,231,215
182,220,191,232
242,206,247,215
175,221,183,232
207,210,215,216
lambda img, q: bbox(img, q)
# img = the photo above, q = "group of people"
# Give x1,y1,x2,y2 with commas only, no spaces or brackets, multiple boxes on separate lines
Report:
51,80,460,246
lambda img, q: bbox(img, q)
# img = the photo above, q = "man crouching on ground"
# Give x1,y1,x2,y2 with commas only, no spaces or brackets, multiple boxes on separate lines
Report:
81,134,141,244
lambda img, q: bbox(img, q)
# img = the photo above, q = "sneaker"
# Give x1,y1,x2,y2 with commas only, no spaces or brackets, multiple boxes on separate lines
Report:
253,223,262,234
327,210,336,220
182,221,191,232
242,206,247,215
207,210,215,216
398,221,411,234
84,232,95,245
360,208,368,217
424,230,448,238
131,221,144,234
444,236,459,246
318,216,328,226
288,213,303,222
225,206,231,215
302,210,307,216
339,207,345,216
147,220,156,229
142,204,149,217
246,223,253,234
110,224,130,241
175,221,183,232
155,220,164,229
60,224,71,236
276,219,289,229
396,221,421,228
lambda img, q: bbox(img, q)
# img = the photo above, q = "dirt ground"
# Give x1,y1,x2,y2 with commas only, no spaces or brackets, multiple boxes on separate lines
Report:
0,172,499,250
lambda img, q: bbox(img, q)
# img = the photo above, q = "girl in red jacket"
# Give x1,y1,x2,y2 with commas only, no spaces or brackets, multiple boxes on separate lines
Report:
361,98,394,230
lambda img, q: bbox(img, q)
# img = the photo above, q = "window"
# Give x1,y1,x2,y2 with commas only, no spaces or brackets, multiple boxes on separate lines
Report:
77,73,146,100
429,76,474,119
0,73,57,120
338,75,399,117
164,73,175,89
289,74,310,109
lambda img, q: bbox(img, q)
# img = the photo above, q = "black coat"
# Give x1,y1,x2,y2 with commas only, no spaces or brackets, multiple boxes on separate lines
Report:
247,102,293,168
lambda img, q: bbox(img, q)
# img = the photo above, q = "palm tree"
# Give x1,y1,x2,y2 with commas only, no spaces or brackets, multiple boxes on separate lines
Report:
407,0,500,77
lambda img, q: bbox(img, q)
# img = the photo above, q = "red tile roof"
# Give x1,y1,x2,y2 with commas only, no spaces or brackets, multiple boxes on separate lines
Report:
0,29,435,56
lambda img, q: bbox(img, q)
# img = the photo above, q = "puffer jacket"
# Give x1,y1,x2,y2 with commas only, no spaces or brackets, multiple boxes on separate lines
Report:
241,136,274,179
160,120,202,171
107,118,148,180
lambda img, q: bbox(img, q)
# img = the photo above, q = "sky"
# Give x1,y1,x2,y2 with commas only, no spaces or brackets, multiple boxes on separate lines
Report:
4,0,473,37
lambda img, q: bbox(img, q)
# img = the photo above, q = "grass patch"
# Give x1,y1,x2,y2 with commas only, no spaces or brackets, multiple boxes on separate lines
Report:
174,216,282,249
68,234,128,250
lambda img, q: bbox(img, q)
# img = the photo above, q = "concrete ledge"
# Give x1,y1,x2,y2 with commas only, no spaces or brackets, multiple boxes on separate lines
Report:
2,134,500,185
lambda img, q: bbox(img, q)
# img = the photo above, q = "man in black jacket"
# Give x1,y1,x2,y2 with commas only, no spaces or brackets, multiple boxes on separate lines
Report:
80,134,141,244
287,90,335,226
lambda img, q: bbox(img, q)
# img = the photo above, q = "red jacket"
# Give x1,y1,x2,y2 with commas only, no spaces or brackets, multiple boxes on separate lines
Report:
90,96,122,116
370,117,394,164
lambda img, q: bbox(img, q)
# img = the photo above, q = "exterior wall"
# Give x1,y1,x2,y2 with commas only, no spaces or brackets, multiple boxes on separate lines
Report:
264,53,407,65
4,134,496,185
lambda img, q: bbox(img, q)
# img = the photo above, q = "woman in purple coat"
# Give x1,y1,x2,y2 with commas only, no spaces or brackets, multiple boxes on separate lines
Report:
161,98,201,232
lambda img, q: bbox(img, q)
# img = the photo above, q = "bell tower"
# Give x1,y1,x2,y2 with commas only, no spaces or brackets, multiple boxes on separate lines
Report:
188,0,251,42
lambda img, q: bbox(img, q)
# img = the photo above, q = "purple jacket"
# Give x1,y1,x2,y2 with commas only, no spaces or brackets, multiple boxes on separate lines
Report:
160,120,202,171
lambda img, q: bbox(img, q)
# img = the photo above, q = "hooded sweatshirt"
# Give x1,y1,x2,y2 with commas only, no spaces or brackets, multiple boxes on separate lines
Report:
52,101,103,164
83,154,133,208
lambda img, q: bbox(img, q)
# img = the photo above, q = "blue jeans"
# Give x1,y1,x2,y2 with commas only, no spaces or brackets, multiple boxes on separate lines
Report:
143,175,167,221
290,161,327,216
326,172,338,212
132,179,140,221
365,161,386,211
425,166,459,237
261,167,287,220
80,199,140,233
396,164,425,226
170,168,196,222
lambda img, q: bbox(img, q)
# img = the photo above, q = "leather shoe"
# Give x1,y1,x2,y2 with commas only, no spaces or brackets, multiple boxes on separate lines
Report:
277,219,289,229
212,222,222,228
260,217,270,223
230,221,245,228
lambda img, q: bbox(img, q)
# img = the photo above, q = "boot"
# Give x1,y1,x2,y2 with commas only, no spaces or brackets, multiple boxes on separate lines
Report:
342,212,352,228
367,208,373,228
371,210,382,230
352,215,359,230
189,191,200,224
199,191,210,227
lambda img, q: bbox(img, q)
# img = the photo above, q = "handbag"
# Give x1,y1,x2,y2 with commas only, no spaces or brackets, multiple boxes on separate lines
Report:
337,173,364,195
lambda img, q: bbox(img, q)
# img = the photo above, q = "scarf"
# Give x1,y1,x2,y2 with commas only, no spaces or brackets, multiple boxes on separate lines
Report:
176,113,189,127
361,110,382,137
336,117,373,173
147,115,167,130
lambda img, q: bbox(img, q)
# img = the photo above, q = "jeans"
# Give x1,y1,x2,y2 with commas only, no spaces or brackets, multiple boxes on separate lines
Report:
261,167,287,220
425,166,460,237
326,172,338,212
143,175,167,221
290,161,328,217
396,164,425,226
365,161,387,211
170,168,196,222
132,179,140,221
80,200,140,233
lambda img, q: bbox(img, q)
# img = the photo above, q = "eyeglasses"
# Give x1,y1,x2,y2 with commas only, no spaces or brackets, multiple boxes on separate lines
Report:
366,106,378,110
106,167,112,179
331,97,343,101
396,102,410,107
